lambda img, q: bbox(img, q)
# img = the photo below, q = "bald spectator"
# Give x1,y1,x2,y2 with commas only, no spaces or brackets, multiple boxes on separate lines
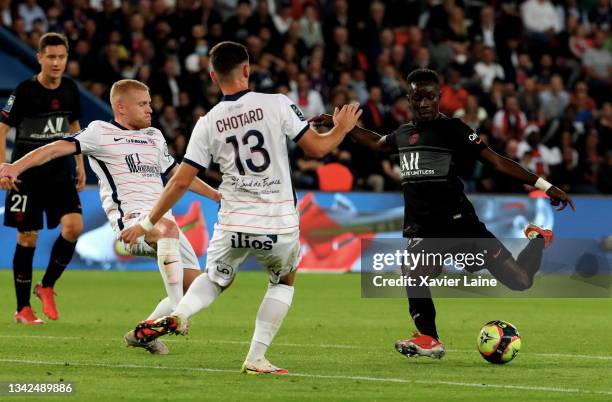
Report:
474,47,505,92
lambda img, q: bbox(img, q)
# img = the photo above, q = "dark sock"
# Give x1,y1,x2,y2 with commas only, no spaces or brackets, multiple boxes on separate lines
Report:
41,235,76,288
517,237,545,280
13,245,35,311
405,276,439,339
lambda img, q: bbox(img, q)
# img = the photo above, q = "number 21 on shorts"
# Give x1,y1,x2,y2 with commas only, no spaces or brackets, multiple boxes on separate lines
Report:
10,194,28,213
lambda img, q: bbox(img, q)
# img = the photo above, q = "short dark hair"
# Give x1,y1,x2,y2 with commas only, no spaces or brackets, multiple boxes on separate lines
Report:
38,32,69,53
209,41,249,76
406,68,440,86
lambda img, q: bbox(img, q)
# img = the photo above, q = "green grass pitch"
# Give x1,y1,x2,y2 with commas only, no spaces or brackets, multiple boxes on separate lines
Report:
0,270,611,401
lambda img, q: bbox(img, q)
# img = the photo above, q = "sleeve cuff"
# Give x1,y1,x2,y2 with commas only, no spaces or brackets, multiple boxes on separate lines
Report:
293,124,310,143
183,157,207,172
61,137,81,155
162,160,177,176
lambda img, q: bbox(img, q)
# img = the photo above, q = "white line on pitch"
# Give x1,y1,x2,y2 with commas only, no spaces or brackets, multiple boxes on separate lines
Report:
0,358,610,397
1,334,611,361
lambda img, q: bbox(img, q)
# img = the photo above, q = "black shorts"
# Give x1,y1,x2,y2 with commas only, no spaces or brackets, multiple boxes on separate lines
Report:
403,213,512,273
4,177,81,231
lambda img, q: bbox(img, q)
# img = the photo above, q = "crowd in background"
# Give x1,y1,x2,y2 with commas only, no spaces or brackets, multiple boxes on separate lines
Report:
2,0,611,193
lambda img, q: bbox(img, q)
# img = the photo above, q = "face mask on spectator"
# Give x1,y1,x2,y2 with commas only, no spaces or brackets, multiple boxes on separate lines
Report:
196,45,208,56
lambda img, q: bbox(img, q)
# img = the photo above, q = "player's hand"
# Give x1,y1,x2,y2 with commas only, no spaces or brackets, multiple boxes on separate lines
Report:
0,163,21,191
75,166,86,192
332,103,362,134
546,186,575,211
308,113,334,128
119,225,146,245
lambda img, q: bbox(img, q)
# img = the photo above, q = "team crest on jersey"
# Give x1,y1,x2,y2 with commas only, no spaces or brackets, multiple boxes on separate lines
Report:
290,104,306,121
50,99,60,110
2,95,15,113
409,132,420,145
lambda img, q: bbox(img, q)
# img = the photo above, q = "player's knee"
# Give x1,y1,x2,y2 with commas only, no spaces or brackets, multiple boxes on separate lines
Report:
279,271,296,286
62,222,83,242
17,231,38,247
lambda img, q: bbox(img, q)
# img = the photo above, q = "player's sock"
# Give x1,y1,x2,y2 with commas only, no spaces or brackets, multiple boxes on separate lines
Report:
408,296,439,340
246,283,294,362
517,237,545,280
41,235,76,288
173,274,222,318
157,238,184,306
147,297,174,321
13,245,35,311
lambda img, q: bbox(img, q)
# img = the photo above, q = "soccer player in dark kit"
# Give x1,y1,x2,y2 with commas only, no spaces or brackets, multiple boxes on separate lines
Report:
0,33,85,324
311,68,575,359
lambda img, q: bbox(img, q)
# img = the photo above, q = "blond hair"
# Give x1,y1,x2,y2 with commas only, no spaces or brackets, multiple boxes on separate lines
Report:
110,79,149,105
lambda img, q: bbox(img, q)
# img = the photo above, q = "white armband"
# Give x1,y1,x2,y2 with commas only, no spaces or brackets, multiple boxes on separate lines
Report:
534,177,552,192
139,215,155,232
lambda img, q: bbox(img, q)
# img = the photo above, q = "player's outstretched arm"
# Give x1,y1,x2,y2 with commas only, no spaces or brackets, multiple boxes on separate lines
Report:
166,164,221,202
70,121,86,192
297,104,362,158
309,113,391,152
479,147,575,211
0,122,11,164
120,162,199,244
0,139,77,191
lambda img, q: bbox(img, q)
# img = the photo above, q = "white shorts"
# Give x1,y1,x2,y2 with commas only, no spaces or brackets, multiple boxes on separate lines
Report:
206,226,301,287
119,213,201,270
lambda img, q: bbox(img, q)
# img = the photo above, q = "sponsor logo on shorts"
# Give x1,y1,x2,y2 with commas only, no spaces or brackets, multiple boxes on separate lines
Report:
230,232,278,250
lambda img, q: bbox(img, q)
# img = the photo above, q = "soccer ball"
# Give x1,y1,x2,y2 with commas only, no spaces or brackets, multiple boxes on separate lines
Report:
477,320,522,364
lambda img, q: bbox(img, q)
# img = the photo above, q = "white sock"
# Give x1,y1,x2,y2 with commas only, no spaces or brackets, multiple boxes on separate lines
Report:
147,297,174,320
173,273,222,319
246,283,294,362
157,238,183,306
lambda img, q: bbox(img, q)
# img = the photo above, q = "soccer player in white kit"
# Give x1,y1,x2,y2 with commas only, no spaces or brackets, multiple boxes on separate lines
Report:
0,79,221,354
119,41,362,374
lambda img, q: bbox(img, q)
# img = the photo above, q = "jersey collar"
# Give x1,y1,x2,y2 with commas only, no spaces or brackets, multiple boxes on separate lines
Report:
109,119,129,130
221,89,250,102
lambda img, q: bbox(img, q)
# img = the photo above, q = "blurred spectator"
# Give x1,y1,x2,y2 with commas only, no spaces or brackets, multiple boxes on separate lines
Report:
517,125,562,178
582,29,612,105
299,4,323,49
517,77,541,121
469,6,498,49
493,95,528,141
361,86,386,133
1,0,11,28
439,69,469,115
454,95,488,131
588,0,611,30
18,0,47,33
289,72,325,119
539,74,570,120
521,0,562,41
577,129,603,193
474,47,505,92
273,2,293,35
150,58,184,107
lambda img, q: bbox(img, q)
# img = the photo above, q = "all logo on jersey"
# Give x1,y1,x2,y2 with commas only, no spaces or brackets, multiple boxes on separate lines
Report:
125,153,161,177
400,151,435,177
43,117,65,134
290,104,306,121
30,117,68,139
